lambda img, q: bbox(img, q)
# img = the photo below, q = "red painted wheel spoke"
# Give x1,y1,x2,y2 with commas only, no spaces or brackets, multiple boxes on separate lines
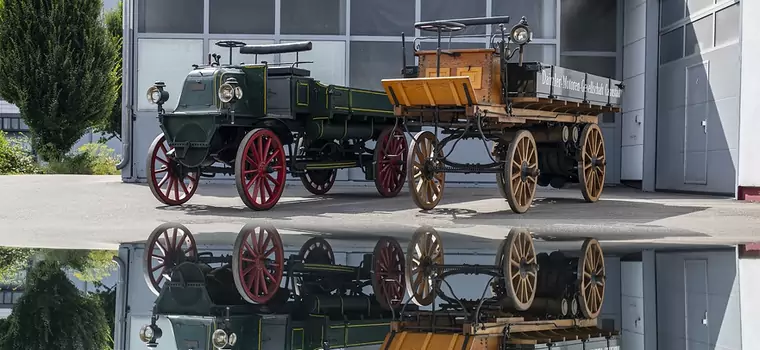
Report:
243,241,258,258
255,137,264,162
263,245,276,258
266,148,281,164
155,273,164,284
271,165,284,171
155,165,168,173
263,269,275,283
179,179,190,195
245,173,260,192
258,271,269,294
257,180,267,203
151,262,165,272
263,138,273,160
151,254,165,262
262,178,274,199
256,230,265,253
265,173,277,184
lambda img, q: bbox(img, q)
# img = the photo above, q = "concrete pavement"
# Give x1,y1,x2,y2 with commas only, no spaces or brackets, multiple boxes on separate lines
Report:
1,175,758,253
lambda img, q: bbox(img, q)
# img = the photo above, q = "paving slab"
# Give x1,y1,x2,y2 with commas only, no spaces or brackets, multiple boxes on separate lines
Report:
1,175,758,254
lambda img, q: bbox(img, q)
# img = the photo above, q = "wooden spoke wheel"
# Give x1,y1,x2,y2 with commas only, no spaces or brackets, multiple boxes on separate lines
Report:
405,226,443,306
577,238,605,319
374,127,408,198
147,134,200,206
300,169,336,195
408,131,445,210
232,223,285,304
372,237,406,310
143,222,198,296
235,128,287,211
499,228,537,311
577,123,606,203
295,237,336,296
503,130,539,214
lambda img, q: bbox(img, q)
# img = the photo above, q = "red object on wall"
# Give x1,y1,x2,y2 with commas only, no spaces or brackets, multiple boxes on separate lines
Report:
739,243,760,258
737,186,760,201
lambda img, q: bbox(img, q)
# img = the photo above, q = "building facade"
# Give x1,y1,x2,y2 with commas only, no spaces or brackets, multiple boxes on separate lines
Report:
110,0,750,198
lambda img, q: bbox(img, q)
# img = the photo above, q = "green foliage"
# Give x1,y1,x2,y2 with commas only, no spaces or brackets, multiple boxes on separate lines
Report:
0,247,36,283
0,260,111,350
94,0,123,141
0,0,120,162
45,143,121,175
43,249,117,282
90,282,116,349
0,131,41,175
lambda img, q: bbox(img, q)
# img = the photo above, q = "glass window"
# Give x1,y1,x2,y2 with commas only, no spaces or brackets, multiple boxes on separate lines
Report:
686,0,712,17
350,0,415,36
715,3,740,47
492,0,556,39
207,40,276,66
138,0,203,33
684,14,713,57
659,27,684,65
350,41,415,91
420,0,488,35
279,41,346,86
281,0,347,35
660,0,685,28
560,0,617,52
136,39,204,111
209,0,275,34
560,56,617,78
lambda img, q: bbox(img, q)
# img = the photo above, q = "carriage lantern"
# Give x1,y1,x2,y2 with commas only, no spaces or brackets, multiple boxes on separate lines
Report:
137,322,162,348
509,18,532,45
146,81,169,106
218,77,242,104
212,328,237,349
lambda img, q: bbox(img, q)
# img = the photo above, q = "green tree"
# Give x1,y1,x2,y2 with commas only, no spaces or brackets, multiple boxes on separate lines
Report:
94,0,123,141
0,260,111,350
0,248,36,283
0,0,120,161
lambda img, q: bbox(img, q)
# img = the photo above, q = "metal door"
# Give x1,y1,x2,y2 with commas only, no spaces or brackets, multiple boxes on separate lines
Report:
683,62,709,185
684,259,709,350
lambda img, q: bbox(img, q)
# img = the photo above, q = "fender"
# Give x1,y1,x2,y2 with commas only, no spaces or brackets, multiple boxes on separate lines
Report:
253,117,294,144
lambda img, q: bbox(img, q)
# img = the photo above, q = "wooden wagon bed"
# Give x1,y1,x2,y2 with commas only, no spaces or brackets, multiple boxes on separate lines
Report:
386,315,619,346
381,48,622,127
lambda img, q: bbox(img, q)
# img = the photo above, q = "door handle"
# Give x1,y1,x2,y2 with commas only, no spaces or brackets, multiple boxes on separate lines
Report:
701,120,707,134
702,310,708,325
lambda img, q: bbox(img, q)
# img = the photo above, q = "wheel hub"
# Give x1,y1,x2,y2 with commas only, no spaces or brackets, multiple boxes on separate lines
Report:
520,162,539,180
422,159,437,180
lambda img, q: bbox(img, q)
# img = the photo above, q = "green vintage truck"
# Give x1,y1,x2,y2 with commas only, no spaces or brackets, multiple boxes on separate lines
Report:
144,40,416,211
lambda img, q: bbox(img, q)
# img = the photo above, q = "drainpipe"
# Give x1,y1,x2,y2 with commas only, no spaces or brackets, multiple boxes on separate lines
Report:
113,253,130,350
115,0,133,174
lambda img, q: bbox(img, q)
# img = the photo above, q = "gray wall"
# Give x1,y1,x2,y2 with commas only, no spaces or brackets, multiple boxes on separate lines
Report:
656,249,741,350
655,0,741,195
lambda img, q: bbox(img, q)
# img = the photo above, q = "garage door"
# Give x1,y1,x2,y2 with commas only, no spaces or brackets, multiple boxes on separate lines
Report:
655,1,740,194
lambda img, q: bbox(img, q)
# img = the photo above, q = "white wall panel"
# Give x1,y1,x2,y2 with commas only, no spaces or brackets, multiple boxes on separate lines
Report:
740,259,760,350
136,39,204,111
280,40,346,86
624,2,647,45
207,39,276,66
623,39,646,79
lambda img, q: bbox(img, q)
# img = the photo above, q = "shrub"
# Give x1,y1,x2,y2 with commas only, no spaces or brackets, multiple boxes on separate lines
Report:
0,131,41,175
45,143,121,175
0,260,111,350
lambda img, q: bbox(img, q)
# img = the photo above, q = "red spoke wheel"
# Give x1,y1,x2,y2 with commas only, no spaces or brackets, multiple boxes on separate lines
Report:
295,237,336,296
372,236,406,310
143,222,198,296
374,127,408,197
147,134,200,206
235,128,287,211
300,169,336,195
232,223,285,304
